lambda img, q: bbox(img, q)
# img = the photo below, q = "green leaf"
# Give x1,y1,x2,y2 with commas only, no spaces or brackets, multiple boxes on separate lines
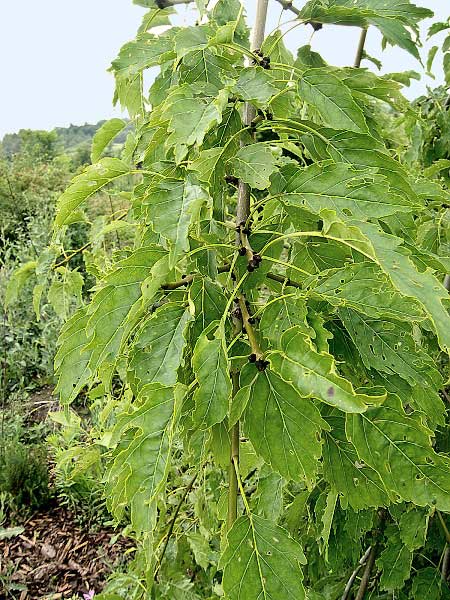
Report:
279,162,416,219
47,267,84,321
5,261,37,307
54,307,92,404
398,507,429,551
339,308,444,424
164,87,228,160
309,263,424,321
85,246,168,375
0,526,25,540
91,118,127,163
346,395,450,510
128,302,193,390
260,293,312,346
323,410,390,510
188,277,228,341
240,367,327,486
427,45,439,74
111,32,174,79
377,526,412,591
269,327,385,413
411,567,443,600
221,514,306,600
143,176,210,268
54,158,130,229
229,143,278,190
231,67,278,109
192,327,232,429
299,69,368,133
174,26,209,60
106,383,180,535
322,214,450,352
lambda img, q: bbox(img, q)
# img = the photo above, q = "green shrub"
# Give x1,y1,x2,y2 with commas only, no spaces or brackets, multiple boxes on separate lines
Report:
0,443,50,512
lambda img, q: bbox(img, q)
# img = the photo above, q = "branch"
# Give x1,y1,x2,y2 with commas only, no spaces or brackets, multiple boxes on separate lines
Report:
228,0,269,532
161,264,230,290
239,295,263,360
155,0,192,7
444,274,450,292
275,0,301,17
341,546,372,600
154,471,198,580
354,27,368,68
355,545,376,600
266,272,302,288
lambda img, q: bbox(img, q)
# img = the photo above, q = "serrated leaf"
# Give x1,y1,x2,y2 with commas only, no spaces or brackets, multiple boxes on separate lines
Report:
377,526,412,591
398,507,429,551
269,327,384,413
164,88,228,160
347,395,450,510
192,328,232,429
144,176,210,268
85,246,167,375
299,69,368,133
189,277,228,341
91,118,127,163
411,567,443,600
240,366,327,486
339,307,444,424
221,514,306,600
322,214,450,352
111,32,174,79
106,383,179,535
309,263,424,321
5,261,36,307
54,158,130,229
48,268,84,321
54,307,92,404
260,293,311,345
128,302,192,390
231,67,278,109
323,410,390,510
279,162,416,219
229,143,278,190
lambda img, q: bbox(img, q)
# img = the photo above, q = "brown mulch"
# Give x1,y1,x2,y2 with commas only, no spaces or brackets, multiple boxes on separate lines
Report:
0,506,135,599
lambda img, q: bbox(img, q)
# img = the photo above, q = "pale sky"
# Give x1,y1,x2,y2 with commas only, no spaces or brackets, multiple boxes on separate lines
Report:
0,1,447,138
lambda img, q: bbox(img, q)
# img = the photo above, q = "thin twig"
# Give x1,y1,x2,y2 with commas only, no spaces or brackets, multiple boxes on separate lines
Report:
266,272,302,288
444,274,450,291
442,546,450,582
239,295,263,359
275,0,301,17
355,545,376,600
154,471,198,580
354,27,368,68
341,546,372,600
437,511,450,544
228,374,240,530
161,264,230,290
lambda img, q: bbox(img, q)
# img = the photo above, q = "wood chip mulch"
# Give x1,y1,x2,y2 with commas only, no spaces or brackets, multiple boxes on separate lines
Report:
0,506,135,599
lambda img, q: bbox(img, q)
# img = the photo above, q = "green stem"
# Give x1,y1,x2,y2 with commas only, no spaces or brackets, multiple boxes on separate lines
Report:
227,375,240,530
354,27,368,68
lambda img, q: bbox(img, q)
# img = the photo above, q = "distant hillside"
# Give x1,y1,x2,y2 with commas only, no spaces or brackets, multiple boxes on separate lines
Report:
1,120,130,158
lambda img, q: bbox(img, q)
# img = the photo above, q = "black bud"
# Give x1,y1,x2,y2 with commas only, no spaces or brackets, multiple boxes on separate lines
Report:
238,246,247,256
231,272,236,281
248,317,256,325
257,205,264,213
248,258,259,271
248,353,257,363
242,227,251,235
247,263,255,272
310,21,323,31
255,359,268,371
253,253,262,264
181,274,187,279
